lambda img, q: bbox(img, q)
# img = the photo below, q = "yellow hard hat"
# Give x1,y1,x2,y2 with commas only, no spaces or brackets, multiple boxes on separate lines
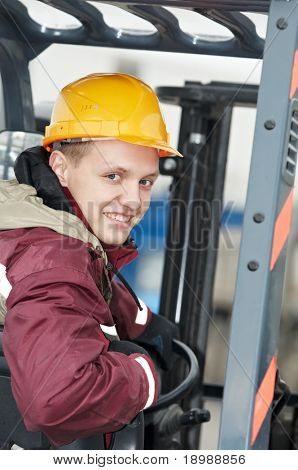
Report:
43,73,183,158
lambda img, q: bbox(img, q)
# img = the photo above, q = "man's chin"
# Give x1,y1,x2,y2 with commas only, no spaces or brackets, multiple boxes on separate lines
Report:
96,231,129,247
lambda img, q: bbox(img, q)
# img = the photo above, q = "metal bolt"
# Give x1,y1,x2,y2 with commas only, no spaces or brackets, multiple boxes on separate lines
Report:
264,120,276,130
163,158,177,172
248,261,259,272
276,18,288,30
253,213,265,223
189,133,206,145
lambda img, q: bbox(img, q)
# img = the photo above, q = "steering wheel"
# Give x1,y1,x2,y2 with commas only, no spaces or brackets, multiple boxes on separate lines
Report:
145,339,200,413
110,339,200,449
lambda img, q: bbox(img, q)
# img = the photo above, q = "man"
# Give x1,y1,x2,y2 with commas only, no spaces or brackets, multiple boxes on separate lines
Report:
0,73,183,449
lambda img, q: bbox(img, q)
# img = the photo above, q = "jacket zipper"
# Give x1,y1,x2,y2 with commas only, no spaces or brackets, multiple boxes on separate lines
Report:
87,244,143,312
105,262,143,312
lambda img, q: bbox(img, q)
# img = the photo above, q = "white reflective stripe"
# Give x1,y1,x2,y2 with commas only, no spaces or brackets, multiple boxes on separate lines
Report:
0,263,12,300
100,324,118,336
135,298,148,325
134,356,155,410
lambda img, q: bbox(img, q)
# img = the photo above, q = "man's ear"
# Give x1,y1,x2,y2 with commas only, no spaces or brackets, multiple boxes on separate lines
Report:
48,150,69,187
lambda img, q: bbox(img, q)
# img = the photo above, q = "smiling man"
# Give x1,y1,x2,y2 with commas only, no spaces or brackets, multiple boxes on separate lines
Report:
0,73,183,450
49,138,160,247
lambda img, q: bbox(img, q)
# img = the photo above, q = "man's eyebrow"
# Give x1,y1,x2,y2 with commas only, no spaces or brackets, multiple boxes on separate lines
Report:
144,171,160,178
99,166,128,173
100,166,160,178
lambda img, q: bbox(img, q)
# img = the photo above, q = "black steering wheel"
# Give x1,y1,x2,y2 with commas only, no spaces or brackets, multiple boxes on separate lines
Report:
146,339,199,413
110,339,200,449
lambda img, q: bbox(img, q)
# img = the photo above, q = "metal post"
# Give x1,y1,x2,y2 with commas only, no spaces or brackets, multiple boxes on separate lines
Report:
219,0,298,450
0,44,34,132
179,106,233,450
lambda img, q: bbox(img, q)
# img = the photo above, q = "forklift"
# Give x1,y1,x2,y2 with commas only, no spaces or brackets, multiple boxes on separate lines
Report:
0,0,297,450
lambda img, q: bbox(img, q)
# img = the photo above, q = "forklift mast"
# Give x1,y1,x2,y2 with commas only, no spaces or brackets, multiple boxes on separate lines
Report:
218,0,298,449
0,0,297,450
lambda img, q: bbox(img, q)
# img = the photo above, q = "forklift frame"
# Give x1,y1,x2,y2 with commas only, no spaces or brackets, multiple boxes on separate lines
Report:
0,0,297,450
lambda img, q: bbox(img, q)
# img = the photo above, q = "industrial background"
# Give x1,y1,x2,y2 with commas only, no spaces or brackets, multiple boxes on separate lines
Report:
0,0,297,450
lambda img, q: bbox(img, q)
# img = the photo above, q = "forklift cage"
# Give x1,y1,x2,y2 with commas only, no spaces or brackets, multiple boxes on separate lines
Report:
0,0,297,450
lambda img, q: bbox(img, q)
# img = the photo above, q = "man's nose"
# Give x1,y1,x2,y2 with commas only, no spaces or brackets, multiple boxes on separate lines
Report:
119,182,142,212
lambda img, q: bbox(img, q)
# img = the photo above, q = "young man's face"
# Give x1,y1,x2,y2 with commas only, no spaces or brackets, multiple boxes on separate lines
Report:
49,140,160,245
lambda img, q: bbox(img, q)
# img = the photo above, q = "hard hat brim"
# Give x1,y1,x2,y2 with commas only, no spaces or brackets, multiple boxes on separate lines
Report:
43,135,184,158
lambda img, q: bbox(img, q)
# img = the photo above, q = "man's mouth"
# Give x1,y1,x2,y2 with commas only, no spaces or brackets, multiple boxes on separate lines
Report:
103,212,134,228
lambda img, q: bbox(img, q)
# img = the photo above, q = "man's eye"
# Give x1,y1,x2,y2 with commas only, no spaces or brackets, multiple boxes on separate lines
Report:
140,179,153,188
106,174,120,181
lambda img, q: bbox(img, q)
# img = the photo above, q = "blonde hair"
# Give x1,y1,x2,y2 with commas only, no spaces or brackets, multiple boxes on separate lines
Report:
59,141,95,168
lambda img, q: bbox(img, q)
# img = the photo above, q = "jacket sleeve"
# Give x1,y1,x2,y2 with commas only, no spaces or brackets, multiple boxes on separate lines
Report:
2,266,158,448
108,279,152,340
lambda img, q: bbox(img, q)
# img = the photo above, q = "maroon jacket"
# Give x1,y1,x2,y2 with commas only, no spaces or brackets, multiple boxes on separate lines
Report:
0,178,159,448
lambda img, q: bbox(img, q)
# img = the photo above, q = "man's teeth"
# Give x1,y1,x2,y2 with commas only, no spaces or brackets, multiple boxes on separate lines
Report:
103,213,131,223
